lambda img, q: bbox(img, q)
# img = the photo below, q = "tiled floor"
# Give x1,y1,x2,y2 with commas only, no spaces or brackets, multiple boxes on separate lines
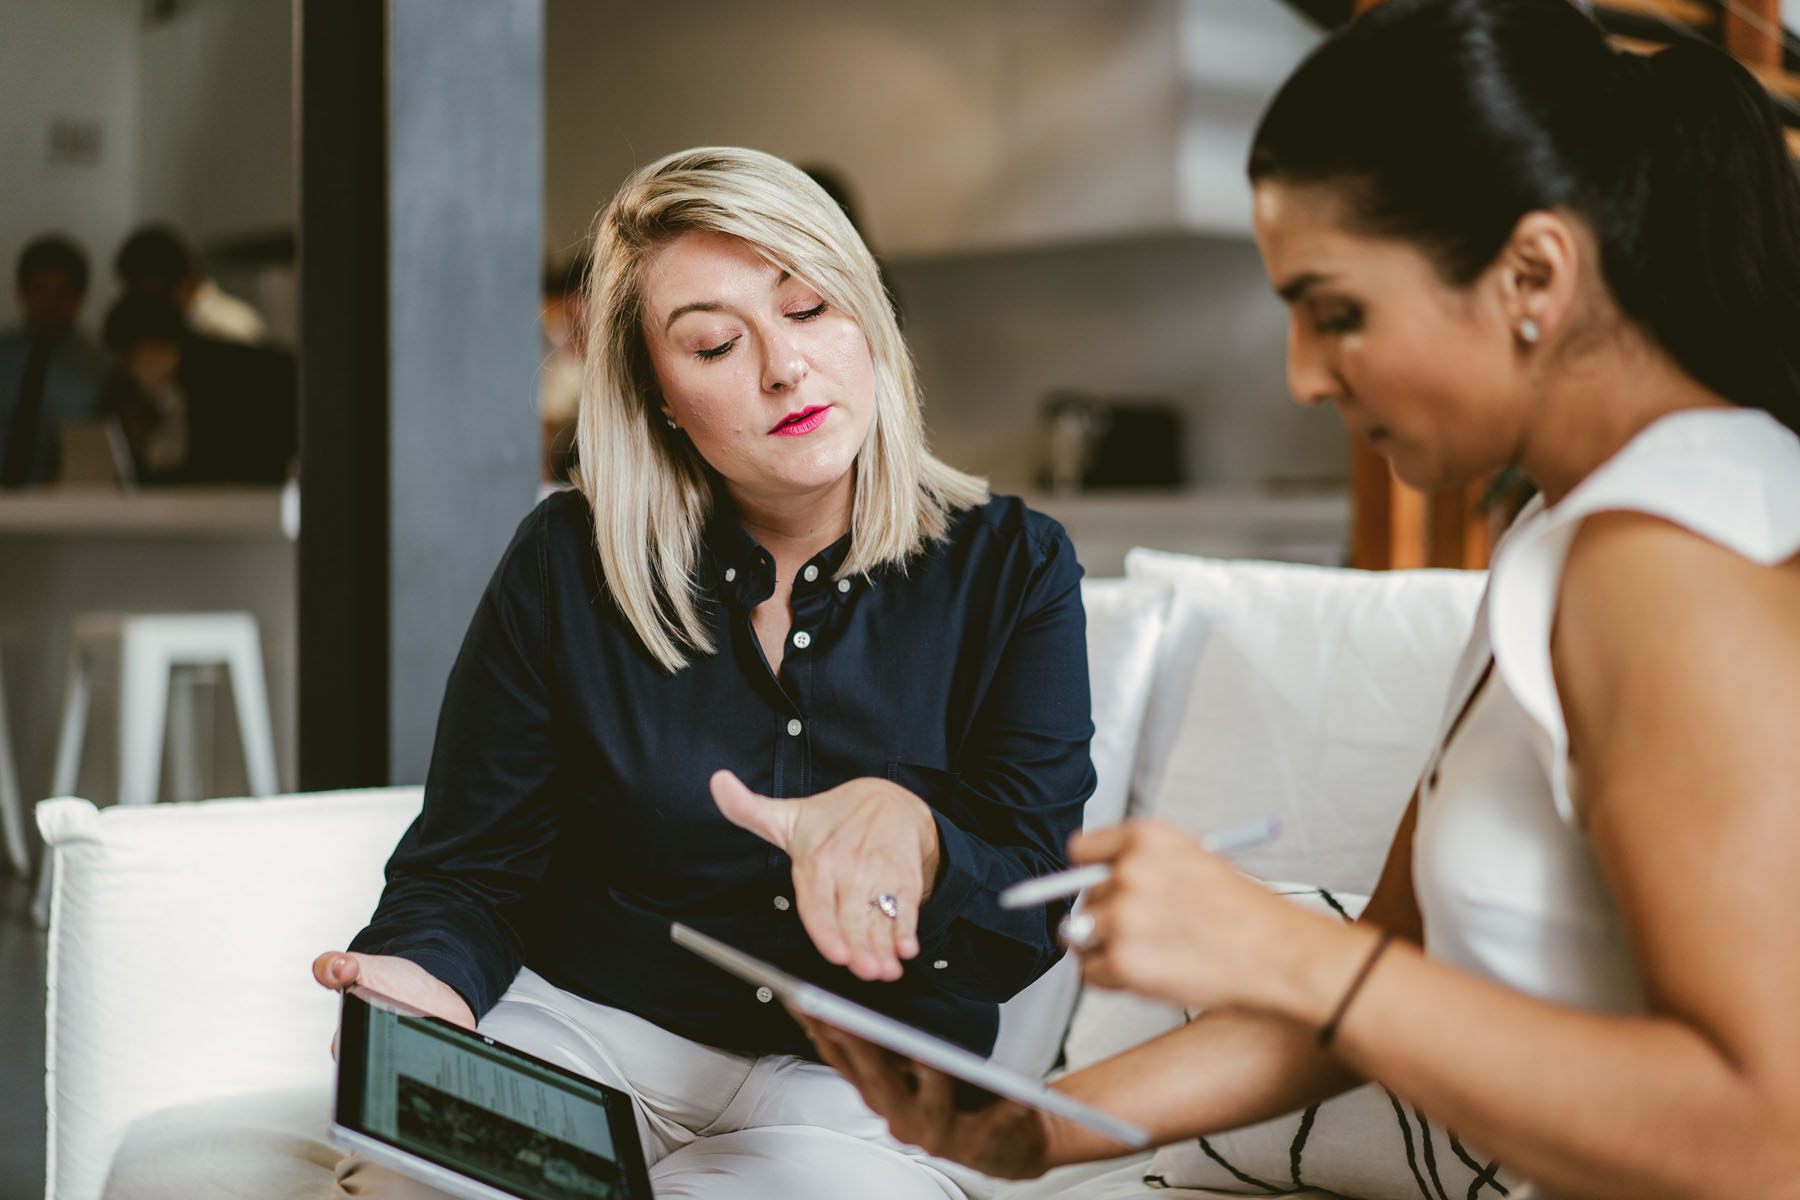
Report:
0,869,46,1200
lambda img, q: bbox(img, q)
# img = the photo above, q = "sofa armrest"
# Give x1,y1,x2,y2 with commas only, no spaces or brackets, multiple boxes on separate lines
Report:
38,788,421,1200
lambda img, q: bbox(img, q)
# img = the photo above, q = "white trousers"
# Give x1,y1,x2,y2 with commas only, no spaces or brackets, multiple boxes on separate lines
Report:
334,968,989,1200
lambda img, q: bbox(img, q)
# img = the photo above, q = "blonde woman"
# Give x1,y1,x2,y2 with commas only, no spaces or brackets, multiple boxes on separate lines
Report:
307,148,1096,1198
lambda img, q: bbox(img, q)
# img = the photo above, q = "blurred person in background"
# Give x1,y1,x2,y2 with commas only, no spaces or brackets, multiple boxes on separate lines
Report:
115,222,269,345
0,235,106,487
102,291,296,485
538,253,587,483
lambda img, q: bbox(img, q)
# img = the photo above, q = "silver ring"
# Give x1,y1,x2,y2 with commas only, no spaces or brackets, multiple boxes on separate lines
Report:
871,892,900,920
1059,911,1099,952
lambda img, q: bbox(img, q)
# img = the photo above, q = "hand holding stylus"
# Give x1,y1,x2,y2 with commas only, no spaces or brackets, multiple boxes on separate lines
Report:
1000,817,1281,910
1049,818,1352,1013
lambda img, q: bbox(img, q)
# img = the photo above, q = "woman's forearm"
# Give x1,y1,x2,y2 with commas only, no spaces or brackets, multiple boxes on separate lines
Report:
1323,937,1800,1200
1043,1004,1362,1168
1047,928,1800,1198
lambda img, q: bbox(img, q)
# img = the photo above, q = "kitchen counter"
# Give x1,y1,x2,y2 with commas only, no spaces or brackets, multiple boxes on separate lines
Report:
0,484,295,539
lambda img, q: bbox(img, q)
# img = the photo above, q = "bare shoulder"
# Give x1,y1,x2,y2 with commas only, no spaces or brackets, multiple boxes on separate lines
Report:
1554,509,1800,718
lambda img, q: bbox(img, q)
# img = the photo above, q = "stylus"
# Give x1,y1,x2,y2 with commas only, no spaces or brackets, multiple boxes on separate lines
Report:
997,816,1282,909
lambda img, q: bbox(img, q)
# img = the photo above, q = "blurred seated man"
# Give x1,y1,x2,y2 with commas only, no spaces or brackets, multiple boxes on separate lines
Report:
0,235,107,487
115,223,268,345
102,292,296,485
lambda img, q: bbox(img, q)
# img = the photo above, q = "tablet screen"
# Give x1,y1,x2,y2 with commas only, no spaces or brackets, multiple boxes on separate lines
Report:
336,989,653,1200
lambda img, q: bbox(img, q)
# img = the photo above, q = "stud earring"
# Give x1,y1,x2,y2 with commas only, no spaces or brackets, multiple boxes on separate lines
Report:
1518,317,1540,345
665,417,678,430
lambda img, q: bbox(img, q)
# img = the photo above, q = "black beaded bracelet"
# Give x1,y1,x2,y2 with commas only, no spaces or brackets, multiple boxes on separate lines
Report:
1316,928,1396,1049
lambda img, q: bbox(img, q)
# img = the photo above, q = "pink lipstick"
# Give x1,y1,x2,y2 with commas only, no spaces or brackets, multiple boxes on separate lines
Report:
770,405,830,437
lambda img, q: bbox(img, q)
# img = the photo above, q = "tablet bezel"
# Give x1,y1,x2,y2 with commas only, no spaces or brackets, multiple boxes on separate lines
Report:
669,922,1150,1149
333,986,656,1200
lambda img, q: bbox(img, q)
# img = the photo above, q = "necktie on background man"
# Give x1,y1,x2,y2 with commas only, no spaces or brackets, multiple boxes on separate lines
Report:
1,334,55,486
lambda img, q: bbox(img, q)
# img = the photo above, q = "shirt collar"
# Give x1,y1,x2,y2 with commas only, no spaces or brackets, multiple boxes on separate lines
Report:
702,499,857,608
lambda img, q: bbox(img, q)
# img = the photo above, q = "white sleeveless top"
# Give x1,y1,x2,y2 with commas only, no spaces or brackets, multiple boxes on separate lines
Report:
1413,407,1800,1013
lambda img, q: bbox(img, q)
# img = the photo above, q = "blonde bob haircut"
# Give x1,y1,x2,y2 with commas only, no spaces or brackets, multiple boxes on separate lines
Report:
575,146,988,673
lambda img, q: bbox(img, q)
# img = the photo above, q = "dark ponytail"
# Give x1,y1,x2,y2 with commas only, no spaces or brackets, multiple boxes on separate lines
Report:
1248,0,1800,435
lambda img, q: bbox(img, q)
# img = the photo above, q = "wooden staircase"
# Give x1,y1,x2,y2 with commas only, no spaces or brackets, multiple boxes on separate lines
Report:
1280,0,1800,570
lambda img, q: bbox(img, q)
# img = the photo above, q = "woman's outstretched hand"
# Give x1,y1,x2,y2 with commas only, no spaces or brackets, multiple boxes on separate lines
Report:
798,1014,1055,1180
710,769,941,982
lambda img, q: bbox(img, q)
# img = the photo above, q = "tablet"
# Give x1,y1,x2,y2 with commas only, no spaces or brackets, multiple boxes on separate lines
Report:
332,986,655,1200
669,923,1150,1148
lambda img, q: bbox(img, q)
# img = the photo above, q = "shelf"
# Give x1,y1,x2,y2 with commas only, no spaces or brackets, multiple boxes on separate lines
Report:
1026,488,1351,575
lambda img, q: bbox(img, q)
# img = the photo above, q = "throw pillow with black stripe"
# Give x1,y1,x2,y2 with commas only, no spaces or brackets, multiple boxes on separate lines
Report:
1143,886,1517,1200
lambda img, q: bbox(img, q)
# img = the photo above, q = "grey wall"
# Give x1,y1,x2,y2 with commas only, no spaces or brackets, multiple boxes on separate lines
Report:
540,0,1337,491
297,0,543,791
136,0,294,244
541,0,1318,259
889,234,1346,492
386,0,545,785
0,0,140,333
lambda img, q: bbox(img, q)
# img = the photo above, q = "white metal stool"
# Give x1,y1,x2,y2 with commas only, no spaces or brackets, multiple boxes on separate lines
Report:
0,648,28,876
32,612,279,924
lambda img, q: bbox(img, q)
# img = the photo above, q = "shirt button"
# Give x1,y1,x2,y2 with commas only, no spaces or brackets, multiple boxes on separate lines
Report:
836,579,851,594
786,719,803,737
723,567,736,582
792,630,812,649
932,960,949,970
773,896,791,912
755,986,773,1004
802,564,819,582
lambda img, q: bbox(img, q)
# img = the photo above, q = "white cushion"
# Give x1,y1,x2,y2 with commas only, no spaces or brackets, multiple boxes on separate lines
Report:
39,787,422,1200
1146,1081,1514,1200
990,1154,1343,1199
991,578,1170,1078
1059,886,1518,1200
1072,578,1171,833
1058,985,1188,1078
1125,549,1484,895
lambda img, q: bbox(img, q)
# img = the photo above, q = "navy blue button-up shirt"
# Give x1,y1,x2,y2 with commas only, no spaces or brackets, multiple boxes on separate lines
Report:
351,488,1095,1059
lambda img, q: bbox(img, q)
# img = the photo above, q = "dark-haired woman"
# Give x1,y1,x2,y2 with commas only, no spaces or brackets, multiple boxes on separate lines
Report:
811,2,1800,1197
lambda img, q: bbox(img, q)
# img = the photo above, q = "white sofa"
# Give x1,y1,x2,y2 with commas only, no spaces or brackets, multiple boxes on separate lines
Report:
38,548,1487,1200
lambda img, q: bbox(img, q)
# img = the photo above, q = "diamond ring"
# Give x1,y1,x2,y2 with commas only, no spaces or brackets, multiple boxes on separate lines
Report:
871,892,901,920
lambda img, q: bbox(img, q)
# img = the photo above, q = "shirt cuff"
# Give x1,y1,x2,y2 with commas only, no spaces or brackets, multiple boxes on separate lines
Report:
915,808,982,948
346,928,499,1020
